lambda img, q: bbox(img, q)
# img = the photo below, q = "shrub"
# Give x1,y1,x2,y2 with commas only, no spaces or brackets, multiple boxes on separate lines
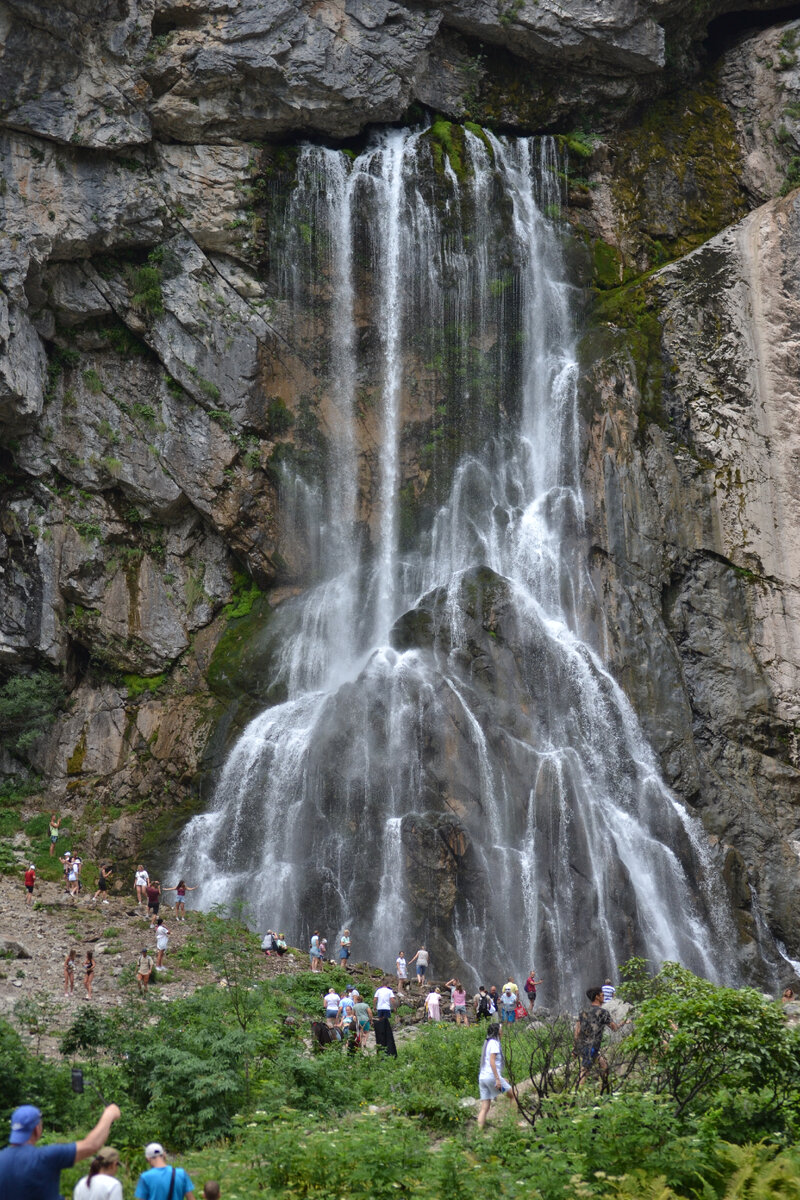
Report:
0,670,67,760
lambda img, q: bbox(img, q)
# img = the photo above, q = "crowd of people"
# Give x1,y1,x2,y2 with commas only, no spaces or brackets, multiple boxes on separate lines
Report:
0,1104,221,1200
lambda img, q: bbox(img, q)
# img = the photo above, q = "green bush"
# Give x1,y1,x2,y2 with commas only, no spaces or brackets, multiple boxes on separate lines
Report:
0,671,67,760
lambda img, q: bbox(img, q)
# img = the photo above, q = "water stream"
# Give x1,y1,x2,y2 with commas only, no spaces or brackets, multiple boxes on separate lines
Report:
176,127,736,1004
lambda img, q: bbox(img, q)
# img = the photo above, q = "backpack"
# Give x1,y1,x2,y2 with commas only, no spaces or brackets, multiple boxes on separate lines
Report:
524,977,536,997
478,993,491,1015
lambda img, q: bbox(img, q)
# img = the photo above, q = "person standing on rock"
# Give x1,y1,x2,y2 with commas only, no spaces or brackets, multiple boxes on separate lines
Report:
396,952,408,993
64,949,77,996
309,930,322,972
146,880,162,924
446,978,469,1025
49,813,61,857
83,950,95,1000
154,919,170,970
408,945,429,985
135,865,149,906
137,948,154,996
163,879,196,921
93,863,113,904
524,969,542,1009
425,987,441,1022
23,862,36,906
0,1101,121,1199
339,930,351,964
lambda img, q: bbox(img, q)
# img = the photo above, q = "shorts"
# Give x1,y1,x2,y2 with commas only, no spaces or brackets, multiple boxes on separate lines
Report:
176,894,186,903
98,880,106,891
501,1008,515,1022
339,949,349,959
359,1019,370,1031
454,1005,466,1014
148,903,160,915
50,834,58,844
479,1074,511,1101
26,885,34,894
325,1009,338,1019
417,963,426,976
580,1045,599,1069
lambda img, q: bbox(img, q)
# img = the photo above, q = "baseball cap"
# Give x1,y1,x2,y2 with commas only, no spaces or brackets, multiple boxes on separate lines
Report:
144,1142,165,1160
9,1105,41,1144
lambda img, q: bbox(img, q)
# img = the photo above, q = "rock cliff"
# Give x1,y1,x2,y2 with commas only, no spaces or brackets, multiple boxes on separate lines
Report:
2,0,800,972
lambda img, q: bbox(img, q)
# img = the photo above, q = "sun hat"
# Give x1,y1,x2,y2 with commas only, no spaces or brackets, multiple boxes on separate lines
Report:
9,1106,41,1144
95,1146,120,1165
144,1142,165,1160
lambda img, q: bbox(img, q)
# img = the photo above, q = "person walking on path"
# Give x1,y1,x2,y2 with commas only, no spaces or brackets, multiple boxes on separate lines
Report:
24,862,35,906
135,865,149,906
64,949,77,995
477,1022,512,1128
73,1145,123,1200
83,950,95,999
575,986,620,1089
137,948,154,996
135,1142,195,1200
0,1102,120,1199
93,863,113,904
353,991,372,1048
323,986,341,1023
49,813,61,857
408,945,429,985
154,919,170,970
396,952,408,993
163,880,196,921
446,978,469,1025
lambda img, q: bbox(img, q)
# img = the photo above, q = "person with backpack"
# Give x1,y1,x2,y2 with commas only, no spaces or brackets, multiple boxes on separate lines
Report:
135,1142,195,1199
524,969,541,1008
474,986,494,1020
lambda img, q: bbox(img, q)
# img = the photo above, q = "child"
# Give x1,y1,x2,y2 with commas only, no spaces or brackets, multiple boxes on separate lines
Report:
203,1184,220,1200
23,863,35,906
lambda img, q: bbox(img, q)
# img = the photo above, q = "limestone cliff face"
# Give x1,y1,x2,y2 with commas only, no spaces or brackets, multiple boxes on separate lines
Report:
1,1,800,961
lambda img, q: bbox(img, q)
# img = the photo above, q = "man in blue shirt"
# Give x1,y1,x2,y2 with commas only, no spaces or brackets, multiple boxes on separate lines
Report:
0,1101,121,1200
135,1142,195,1200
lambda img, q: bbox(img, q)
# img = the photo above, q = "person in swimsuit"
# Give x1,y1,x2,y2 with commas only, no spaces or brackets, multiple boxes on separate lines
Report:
83,951,95,1000
163,879,196,921
64,949,76,995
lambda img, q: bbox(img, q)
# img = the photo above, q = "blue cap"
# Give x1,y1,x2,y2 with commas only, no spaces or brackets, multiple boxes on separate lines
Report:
9,1106,42,1144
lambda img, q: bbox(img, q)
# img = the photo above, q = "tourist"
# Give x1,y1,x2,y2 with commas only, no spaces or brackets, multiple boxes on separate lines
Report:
73,1145,123,1200
64,949,77,996
499,984,516,1023
373,981,397,1057
134,864,149,906
446,977,469,1025
524,969,541,1008
408,945,429,984
93,863,113,904
74,854,84,892
487,984,500,1012
425,987,441,1021
504,978,519,997
163,879,196,921
474,985,493,1020
309,930,322,972
68,857,80,897
134,1142,195,1199
154,918,170,969
83,950,95,1000
0,1102,120,1198
24,862,35,906
601,978,616,1003
203,1184,220,1200
275,932,288,956
323,986,341,1022
339,929,351,963
396,951,408,992
477,1022,512,1128
61,851,73,890
137,948,154,996
145,880,162,924
575,986,620,1088
319,935,328,960
353,991,372,1047
782,987,796,1004
261,930,277,957
49,812,61,857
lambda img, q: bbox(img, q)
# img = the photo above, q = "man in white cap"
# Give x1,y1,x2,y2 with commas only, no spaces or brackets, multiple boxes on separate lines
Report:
135,1142,195,1199
0,1101,120,1199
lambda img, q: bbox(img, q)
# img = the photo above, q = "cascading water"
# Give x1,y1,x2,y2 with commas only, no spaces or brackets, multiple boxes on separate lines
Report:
176,126,738,1004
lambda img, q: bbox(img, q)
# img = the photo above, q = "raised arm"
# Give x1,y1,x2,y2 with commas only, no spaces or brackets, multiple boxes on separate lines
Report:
74,1104,121,1162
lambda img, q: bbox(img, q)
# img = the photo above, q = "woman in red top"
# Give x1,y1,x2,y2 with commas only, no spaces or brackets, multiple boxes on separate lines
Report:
23,864,35,906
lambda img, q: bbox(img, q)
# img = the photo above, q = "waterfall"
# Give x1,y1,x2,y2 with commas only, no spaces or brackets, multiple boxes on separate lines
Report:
176,126,737,1004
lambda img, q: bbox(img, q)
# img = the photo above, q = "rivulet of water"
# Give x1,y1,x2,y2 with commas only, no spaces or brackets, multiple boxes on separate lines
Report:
175,127,740,1004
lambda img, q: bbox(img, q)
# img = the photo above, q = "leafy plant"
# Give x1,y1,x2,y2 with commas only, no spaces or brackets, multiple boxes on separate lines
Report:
0,670,67,759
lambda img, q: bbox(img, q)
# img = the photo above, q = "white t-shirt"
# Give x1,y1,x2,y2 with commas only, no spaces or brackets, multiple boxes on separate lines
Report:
135,870,149,887
324,991,340,1011
74,1174,123,1200
396,957,407,978
374,986,394,1011
156,930,169,949
479,1037,503,1082
501,989,516,1008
